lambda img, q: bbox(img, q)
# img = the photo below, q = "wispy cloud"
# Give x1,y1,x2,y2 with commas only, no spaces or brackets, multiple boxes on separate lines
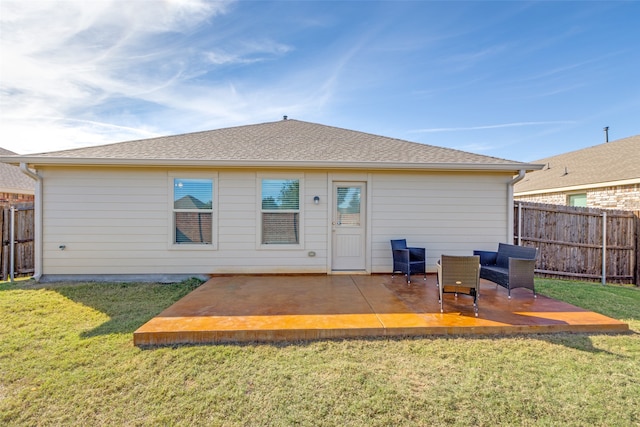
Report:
438,45,510,73
0,0,352,153
205,39,293,65
0,0,243,153
410,121,577,134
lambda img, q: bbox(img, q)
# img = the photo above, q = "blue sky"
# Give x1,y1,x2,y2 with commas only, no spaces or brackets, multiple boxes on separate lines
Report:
1,1,638,162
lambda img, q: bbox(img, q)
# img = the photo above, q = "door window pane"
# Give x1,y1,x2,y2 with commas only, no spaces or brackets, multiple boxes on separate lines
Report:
336,186,361,226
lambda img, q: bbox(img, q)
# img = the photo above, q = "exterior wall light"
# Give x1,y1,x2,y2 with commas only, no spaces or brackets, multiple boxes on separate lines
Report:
313,196,320,205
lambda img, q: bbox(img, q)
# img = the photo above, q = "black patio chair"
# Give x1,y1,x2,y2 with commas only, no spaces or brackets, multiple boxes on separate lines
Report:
390,239,426,284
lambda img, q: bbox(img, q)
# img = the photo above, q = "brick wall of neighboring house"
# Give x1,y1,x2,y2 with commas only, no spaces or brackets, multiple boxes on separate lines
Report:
589,184,640,210
515,183,640,210
516,193,565,205
0,192,34,204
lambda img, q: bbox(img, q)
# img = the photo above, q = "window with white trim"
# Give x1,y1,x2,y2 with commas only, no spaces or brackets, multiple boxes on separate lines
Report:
172,178,213,244
261,178,300,245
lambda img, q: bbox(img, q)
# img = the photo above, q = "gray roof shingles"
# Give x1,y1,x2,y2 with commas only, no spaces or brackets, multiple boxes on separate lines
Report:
3,119,538,170
515,134,640,193
0,147,35,193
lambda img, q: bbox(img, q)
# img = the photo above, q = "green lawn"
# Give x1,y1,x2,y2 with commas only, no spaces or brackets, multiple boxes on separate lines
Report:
1,278,639,426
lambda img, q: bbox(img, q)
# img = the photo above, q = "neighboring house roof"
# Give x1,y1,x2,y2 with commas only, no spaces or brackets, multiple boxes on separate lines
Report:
0,147,35,194
175,195,210,209
515,134,640,195
1,119,541,172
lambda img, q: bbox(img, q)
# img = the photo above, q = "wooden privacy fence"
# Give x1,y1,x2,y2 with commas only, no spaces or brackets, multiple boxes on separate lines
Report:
0,203,35,281
515,202,640,285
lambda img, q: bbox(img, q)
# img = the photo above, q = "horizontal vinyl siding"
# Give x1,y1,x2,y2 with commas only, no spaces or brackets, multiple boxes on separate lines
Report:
302,172,328,251
43,167,176,274
40,167,512,277
370,172,510,273
215,171,329,273
41,167,330,276
218,171,256,254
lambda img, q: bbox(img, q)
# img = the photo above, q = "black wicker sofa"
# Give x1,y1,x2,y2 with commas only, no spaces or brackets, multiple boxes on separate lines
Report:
473,243,537,298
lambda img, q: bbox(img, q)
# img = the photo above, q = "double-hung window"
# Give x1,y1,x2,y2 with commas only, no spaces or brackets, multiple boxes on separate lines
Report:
172,177,214,246
260,178,301,245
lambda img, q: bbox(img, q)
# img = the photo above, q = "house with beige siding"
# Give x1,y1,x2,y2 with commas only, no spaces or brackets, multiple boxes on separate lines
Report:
1,119,542,282
515,134,640,210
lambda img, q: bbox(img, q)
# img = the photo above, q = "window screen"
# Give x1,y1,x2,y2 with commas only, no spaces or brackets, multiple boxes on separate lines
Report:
173,178,213,244
261,179,300,244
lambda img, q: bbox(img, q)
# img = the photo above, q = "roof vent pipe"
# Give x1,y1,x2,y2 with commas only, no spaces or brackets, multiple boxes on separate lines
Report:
604,126,609,143
283,115,288,120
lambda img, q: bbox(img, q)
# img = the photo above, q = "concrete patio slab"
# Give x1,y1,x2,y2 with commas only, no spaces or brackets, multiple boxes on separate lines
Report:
133,274,629,346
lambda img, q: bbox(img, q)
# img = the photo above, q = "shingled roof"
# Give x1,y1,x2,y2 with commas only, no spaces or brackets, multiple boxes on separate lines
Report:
2,119,540,172
515,134,640,194
0,147,35,194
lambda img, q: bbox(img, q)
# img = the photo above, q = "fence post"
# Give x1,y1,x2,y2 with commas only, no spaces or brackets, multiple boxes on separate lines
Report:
633,211,640,286
1,207,6,281
10,206,15,282
517,202,522,246
602,211,607,286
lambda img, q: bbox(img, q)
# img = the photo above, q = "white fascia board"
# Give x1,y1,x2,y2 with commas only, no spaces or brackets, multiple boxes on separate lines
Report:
4,156,545,173
514,177,640,196
0,186,35,195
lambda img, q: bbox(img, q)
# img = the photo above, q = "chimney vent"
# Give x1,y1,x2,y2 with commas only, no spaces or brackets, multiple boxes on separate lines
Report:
283,115,288,120
604,126,609,143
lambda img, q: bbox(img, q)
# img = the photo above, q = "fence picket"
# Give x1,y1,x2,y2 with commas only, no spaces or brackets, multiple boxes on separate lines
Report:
516,202,638,285
0,203,35,280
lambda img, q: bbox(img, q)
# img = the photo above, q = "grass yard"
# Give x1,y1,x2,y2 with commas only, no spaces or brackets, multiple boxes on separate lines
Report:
1,278,639,426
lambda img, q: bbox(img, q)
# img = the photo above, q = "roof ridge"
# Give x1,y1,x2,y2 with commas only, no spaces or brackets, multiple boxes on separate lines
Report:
531,134,640,163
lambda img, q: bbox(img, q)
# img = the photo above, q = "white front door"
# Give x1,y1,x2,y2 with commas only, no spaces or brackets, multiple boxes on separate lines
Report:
332,182,366,271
